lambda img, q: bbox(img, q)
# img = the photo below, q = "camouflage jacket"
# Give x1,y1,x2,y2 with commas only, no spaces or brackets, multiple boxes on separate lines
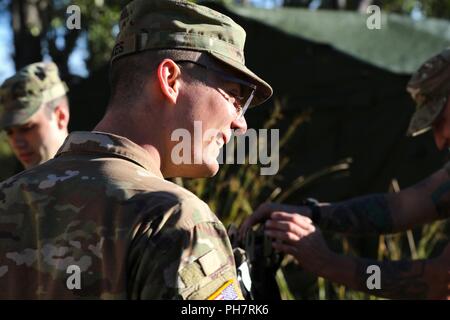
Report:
0,131,242,300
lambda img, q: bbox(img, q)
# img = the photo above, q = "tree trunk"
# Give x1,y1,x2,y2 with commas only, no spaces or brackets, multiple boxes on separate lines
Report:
10,0,43,70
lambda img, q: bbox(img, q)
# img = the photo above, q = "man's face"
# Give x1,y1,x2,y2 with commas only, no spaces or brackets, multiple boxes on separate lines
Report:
432,97,450,151
168,64,249,177
5,106,63,169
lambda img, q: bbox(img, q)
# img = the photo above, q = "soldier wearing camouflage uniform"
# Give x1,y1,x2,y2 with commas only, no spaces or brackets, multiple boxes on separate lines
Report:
0,62,70,169
406,49,450,145
242,48,450,299
0,0,272,299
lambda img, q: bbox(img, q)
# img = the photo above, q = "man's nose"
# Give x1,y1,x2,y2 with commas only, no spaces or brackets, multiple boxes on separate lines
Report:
231,116,247,135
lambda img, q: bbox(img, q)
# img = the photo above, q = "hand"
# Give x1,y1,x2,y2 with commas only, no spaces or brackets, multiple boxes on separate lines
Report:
239,202,312,240
264,211,333,273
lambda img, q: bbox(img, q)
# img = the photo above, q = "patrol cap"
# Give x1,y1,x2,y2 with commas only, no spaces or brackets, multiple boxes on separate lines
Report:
406,48,450,137
0,62,68,130
110,0,273,107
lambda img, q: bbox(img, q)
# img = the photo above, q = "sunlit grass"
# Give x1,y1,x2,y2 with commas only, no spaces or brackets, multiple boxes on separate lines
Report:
179,99,449,300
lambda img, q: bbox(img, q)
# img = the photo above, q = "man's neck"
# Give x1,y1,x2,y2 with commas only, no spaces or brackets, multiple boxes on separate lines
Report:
93,111,163,175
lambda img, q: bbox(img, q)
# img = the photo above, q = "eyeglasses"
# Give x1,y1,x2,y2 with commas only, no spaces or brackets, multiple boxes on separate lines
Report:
175,60,256,119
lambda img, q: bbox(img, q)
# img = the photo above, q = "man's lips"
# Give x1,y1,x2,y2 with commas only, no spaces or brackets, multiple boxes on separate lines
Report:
18,152,34,161
222,132,231,145
209,132,231,150
215,133,230,149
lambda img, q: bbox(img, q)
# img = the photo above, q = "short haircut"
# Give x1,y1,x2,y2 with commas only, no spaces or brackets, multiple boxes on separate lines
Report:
43,96,69,120
109,49,209,103
108,49,249,109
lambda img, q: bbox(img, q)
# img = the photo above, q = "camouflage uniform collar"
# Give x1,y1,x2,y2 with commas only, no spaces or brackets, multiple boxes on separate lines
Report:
56,131,163,178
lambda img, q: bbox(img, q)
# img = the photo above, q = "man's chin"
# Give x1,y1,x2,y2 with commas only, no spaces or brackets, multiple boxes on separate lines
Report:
204,163,219,177
18,156,39,170
202,158,220,176
166,162,219,178
186,162,219,178
22,160,40,170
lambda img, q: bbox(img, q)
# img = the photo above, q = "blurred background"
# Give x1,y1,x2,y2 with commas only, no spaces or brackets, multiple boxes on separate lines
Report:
0,0,449,299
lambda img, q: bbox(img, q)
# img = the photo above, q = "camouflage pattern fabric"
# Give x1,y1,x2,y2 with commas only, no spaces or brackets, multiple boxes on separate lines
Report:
406,48,450,137
0,62,68,130
111,0,272,107
0,131,242,300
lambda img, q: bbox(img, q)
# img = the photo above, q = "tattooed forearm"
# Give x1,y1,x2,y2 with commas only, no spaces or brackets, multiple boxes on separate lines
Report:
355,259,429,299
319,194,394,234
431,181,450,219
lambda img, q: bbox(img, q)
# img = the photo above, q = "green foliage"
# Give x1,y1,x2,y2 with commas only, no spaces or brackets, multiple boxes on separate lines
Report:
48,0,124,71
70,0,123,70
383,0,450,19
178,101,449,300
0,134,18,181
176,99,310,227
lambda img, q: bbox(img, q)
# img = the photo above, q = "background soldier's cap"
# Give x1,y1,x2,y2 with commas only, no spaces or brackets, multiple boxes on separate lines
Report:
0,62,68,130
406,48,450,137
111,0,273,107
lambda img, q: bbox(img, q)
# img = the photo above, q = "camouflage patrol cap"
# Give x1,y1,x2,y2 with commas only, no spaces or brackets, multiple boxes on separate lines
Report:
111,0,273,107
406,48,450,137
0,62,68,130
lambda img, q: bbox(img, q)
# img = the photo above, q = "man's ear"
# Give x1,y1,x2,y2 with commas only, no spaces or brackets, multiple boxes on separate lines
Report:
157,59,182,105
53,103,70,130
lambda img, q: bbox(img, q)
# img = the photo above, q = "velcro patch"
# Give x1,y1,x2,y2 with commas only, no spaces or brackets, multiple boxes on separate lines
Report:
198,249,221,276
207,279,241,300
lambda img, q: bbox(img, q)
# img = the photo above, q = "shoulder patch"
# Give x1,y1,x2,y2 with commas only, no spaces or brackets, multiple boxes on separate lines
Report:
207,279,241,300
198,249,221,276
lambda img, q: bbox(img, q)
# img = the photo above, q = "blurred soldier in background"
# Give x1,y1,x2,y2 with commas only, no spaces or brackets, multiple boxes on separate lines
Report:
0,0,272,299
0,61,70,169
